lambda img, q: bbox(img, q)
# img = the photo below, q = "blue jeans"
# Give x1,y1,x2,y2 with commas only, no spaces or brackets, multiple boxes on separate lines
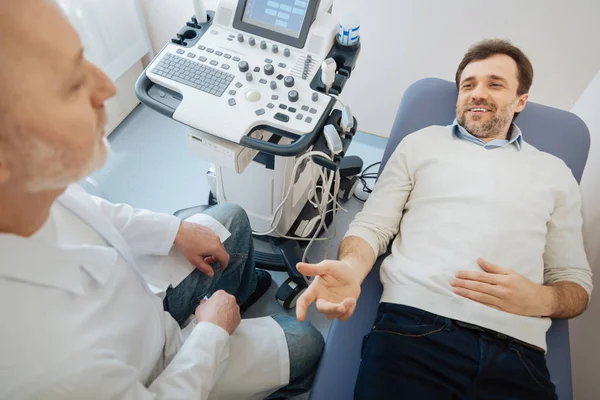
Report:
355,303,558,400
163,203,324,399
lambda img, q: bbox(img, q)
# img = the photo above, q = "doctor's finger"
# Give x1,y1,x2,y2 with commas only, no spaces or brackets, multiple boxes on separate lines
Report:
192,258,215,278
316,298,346,320
210,244,230,270
204,256,217,264
296,287,317,322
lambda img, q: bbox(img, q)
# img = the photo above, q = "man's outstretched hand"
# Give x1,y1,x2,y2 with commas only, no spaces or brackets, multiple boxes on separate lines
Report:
296,260,361,322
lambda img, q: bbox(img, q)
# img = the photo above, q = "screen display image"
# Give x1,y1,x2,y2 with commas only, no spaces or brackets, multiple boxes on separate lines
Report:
242,0,310,39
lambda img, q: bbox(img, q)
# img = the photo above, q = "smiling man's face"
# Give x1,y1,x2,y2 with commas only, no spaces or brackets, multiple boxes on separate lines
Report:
456,54,528,140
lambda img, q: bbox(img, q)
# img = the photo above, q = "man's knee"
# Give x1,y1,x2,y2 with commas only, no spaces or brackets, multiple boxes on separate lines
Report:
271,315,325,381
203,203,251,236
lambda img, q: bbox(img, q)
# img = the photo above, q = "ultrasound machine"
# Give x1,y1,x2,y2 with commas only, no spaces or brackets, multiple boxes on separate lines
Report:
136,0,362,308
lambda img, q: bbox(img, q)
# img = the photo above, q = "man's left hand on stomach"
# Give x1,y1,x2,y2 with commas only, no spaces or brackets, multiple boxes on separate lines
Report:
451,258,553,317
174,221,230,277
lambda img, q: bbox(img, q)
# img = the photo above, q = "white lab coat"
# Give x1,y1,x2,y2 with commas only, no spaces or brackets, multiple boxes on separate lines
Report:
0,185,289,399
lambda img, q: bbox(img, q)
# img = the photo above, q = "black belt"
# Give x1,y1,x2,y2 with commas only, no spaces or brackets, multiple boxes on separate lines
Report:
454,320,544,353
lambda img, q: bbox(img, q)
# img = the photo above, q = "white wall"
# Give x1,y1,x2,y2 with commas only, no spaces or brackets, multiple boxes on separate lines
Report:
105,62,145,136
570,70,600,400
59,0,150,81
59,0,152,136
332,0,600,137
138,0,600,137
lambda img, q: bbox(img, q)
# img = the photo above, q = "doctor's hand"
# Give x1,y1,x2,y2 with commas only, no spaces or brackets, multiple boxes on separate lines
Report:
451,258,553,317
195,290,241,335
295,261,361,322
175,221,230,278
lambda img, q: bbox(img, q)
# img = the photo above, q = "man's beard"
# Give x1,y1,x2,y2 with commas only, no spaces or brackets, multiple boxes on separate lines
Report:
457,100,515,139
24,134,110,193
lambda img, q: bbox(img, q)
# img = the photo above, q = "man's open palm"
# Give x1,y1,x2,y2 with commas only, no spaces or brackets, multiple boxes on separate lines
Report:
296,260,361,322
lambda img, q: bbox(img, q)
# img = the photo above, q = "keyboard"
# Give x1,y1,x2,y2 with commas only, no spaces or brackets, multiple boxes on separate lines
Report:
151,53,235,97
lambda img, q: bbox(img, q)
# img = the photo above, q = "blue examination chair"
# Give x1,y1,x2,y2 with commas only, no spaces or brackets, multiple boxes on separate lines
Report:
309,77,591,400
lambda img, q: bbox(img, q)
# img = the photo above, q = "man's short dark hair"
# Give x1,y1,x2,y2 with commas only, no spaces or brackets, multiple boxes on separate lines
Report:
455,39,534,96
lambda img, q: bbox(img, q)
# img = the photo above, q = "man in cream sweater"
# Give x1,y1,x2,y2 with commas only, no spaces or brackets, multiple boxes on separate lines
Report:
296,39,593,399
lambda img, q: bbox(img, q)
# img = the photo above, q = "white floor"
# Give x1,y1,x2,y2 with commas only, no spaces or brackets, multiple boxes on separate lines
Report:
86,104,387,399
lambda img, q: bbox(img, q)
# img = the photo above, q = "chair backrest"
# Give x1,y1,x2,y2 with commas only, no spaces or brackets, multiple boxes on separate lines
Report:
382,78,591,183
309,78,590,400
379,77,591,400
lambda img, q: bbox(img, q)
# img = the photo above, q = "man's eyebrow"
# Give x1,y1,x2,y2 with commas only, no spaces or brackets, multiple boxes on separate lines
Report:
460,75,509,85
489,74,509,84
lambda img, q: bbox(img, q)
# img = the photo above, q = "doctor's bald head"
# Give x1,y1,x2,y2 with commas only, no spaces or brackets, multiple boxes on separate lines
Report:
0,0,116,192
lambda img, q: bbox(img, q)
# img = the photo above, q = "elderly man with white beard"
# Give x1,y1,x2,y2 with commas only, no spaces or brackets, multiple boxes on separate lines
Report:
0,1,324,399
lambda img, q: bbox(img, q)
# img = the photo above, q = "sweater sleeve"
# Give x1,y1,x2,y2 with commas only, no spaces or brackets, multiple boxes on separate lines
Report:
345,138,414,257
543,165,593,301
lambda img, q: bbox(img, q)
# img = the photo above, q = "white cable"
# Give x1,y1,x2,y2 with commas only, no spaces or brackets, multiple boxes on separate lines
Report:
276,171,346,242
250,125,348,283
330,94,346,108
306,152,347,211
272,155,342,276
294,160,336,285
294,166,335,285
279,156,343,260
301,167,339,264
307,184,348,212
252,150,333,236
320,169,342,261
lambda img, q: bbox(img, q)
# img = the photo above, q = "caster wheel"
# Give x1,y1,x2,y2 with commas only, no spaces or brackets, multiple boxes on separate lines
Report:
275,277,308,309
338,176,359,202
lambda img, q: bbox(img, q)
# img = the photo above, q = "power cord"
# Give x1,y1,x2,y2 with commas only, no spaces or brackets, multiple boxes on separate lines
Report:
252,150,335,237
275,154,346,271
354,161,381,202
252,145,348,283
219,148,343,286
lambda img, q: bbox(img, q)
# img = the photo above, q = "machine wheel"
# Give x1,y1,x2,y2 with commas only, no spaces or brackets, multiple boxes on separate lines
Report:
338,176,359,202
275,278,308,309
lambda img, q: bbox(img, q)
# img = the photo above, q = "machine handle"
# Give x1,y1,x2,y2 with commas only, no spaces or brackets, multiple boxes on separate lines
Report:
135,71,331,158
240,96,336,157
240,128,319,157
134,73,176,118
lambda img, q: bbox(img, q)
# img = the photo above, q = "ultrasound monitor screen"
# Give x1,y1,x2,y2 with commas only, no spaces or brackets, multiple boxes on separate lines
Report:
242,0,310,39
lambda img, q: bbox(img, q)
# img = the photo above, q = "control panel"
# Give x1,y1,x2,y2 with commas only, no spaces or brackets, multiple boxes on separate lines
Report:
145,0,338,145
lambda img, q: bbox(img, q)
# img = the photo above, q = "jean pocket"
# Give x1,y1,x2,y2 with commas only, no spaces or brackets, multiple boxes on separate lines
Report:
361,334,369,360
514,347,555,391
373,311,445,338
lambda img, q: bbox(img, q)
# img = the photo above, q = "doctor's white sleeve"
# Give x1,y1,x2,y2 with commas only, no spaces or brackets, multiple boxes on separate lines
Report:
87,192,181,256
13,322,230,400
